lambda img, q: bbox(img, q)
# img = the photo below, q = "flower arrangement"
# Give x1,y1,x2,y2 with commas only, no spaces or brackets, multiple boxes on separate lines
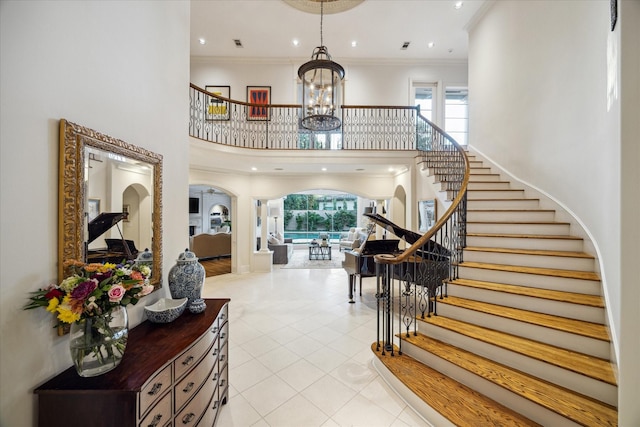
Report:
24,259,154,326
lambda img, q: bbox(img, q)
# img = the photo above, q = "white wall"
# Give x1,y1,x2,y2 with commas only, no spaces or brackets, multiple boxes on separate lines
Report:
468,1,638,422
191,58,467,113
0,1,190,425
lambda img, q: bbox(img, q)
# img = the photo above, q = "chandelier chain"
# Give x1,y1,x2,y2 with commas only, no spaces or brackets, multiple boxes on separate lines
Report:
320,0,324,46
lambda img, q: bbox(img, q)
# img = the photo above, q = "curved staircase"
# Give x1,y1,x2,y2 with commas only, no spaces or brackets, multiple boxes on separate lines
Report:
373,152,618,426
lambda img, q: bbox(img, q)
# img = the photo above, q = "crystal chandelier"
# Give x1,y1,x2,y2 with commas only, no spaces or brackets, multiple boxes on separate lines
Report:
297,0,345,131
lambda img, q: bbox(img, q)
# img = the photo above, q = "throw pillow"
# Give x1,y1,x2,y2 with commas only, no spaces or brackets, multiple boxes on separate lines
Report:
267,235,280,245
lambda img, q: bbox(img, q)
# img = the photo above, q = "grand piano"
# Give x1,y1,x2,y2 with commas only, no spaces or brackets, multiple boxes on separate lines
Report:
86,212,138,263
342,213,450,304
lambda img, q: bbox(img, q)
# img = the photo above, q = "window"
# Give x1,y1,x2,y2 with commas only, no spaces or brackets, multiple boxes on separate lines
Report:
445,87,468,145
283,192,358,241
412,82,437,123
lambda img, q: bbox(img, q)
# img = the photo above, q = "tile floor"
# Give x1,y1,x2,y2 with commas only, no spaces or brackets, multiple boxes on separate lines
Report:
202,265,432,427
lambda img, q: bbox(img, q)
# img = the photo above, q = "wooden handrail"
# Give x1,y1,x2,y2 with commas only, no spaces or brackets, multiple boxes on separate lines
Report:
376,113,470,265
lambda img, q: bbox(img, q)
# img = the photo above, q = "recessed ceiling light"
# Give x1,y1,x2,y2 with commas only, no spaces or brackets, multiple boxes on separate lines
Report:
233,39,243,48
351,41,357,48
401,41,410,50
274,167,283,171
356,168,365,171
292,39,299,46
454,1,463,9
388,167,395,172
198,38,206,45
428,42,435,48
251,167,257,171
321,167,327,171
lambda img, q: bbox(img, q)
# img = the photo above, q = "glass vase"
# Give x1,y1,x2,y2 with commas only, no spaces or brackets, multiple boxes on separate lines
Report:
69,306,128,377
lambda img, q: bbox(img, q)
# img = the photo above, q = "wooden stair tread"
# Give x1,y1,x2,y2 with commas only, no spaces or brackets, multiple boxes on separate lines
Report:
439,295,609,341
400,334,618,427
467,220,570,225
371,343,543,427
448,278,604,308
459,261,600,281
464,246,595,259
420,315,616,385
467,232,582,240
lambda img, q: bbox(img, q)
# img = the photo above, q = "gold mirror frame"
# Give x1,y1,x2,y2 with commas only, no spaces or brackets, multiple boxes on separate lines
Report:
58,119,163,289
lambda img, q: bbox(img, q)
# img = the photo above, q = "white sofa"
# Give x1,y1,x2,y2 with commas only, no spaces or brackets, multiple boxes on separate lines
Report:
339,227,367,251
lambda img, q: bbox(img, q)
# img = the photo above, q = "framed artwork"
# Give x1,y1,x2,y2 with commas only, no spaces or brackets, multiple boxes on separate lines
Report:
418,199,436,232
205,85,230,121
88,199,100,222
122,204,130,222
246,86,271,121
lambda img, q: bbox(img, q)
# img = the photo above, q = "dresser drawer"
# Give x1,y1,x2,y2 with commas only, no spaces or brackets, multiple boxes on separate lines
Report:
197,388,221,427
217,303,228,326
139,390,171,427
140,364,172,418
218,321,229,351
175,367,218,426
218,364,229,401
175,340,217,412
174,327,216,380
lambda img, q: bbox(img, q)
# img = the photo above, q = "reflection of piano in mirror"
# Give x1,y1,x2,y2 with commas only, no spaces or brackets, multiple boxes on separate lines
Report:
342,213,450,304
86,212,138,264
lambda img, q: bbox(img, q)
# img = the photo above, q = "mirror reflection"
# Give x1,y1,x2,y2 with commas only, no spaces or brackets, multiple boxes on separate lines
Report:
85,146,154,262
59,119,163,289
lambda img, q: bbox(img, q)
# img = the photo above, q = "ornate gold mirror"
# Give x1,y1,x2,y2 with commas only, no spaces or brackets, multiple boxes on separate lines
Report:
58,119,163,289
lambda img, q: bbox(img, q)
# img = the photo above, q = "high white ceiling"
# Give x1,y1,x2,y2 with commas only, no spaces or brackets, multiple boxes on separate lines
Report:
191,0,487,62
189,0,486,177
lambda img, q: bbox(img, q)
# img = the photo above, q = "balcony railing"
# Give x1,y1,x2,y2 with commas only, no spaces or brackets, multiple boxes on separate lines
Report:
189,84,420,150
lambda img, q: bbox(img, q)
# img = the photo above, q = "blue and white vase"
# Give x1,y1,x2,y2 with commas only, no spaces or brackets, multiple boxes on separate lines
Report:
167,249,206,314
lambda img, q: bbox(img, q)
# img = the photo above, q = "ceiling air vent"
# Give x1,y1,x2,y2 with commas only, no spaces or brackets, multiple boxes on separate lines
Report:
401,41,410,50
233,39,243,48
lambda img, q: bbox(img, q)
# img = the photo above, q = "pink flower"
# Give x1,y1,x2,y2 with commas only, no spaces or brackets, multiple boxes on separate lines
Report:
107,285,126,303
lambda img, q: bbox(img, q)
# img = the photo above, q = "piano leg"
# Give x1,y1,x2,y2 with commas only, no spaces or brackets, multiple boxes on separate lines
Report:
348,273,356,303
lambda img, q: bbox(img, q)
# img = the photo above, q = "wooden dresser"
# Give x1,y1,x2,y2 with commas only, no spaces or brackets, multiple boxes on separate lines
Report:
35,298,230,427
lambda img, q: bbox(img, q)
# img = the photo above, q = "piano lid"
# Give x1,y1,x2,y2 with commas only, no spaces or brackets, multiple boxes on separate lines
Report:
87,212,126,245
364,212,450,256
364,213,422,244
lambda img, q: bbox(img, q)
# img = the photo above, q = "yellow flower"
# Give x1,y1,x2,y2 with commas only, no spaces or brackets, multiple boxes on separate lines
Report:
56,295,81,323
45,297,60,313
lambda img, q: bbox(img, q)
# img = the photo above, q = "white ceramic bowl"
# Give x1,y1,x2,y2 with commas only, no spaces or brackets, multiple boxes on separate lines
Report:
144,298,188,323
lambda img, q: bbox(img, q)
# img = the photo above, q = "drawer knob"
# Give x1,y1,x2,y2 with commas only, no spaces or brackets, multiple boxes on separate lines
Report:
182,355,194,366
212,400,220,410
182,412,196,424
148,414,163,427
219,379,226,388
212,349,218,357
148,383,163,396
183,382,195,393
211,326,218,333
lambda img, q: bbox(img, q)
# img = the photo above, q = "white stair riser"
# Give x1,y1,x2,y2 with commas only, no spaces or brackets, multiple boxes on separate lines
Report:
435,302,610,359
467,199,540,210
457,266,602,294
446,283,605,323
467,222,570,235
467,210,555,222
417,322,618,406
464,190,525,199
465,182,512,190
400,340,584,427
463,250,595,272
468,174,502,182
466,235,584,252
